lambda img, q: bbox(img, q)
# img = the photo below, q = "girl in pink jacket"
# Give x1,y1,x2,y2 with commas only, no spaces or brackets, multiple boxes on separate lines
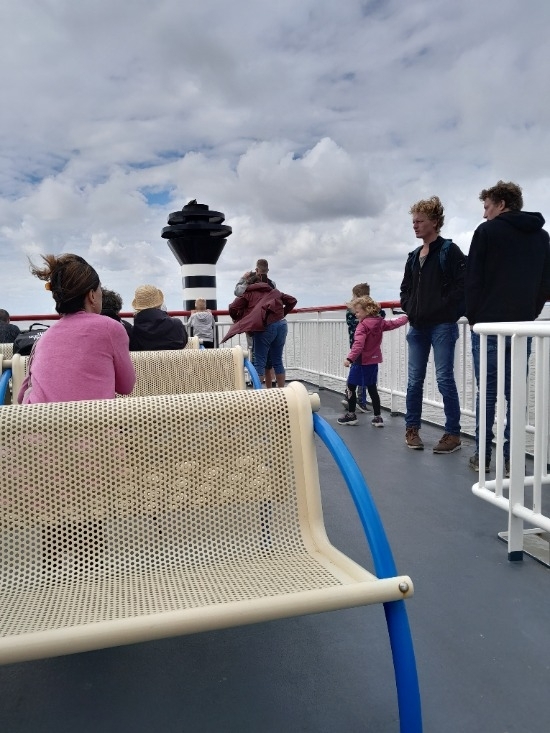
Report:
338,296,408,427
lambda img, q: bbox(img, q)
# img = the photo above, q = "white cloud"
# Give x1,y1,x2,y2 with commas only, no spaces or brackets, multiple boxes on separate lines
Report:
1,0,550,316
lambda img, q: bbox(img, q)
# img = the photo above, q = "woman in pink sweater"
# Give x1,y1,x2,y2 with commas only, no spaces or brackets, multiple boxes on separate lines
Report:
18,254,136,404
338,296,408,427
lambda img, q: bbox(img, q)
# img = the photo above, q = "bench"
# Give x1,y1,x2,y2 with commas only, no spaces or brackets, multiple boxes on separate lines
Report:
0,382,421,732
9,343,256,405
124,345,259,397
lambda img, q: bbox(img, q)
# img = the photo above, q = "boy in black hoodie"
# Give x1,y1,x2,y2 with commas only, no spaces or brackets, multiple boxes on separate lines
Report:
466,180,550,473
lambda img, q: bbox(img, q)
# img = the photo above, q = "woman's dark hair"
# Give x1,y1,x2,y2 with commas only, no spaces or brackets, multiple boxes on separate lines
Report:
30,254,100,314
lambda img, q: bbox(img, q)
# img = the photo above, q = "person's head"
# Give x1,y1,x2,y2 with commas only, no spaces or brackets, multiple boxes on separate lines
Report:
132,285,164,313
30,254,102,315
479,180,523,221
350,296,381,321
409,196,445,241
101,288,123,315
255,259,269,275
194,298,207,311
352,282,370,298
246,272,260,285
0,309,10,324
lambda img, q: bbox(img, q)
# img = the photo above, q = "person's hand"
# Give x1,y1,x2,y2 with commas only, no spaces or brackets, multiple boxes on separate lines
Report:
344,359,351,368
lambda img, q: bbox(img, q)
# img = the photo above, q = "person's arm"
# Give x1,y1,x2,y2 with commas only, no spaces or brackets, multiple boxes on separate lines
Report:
400,258,412,314
346,321,367,363
446,242,467,315
234,272,252,297
536,234,550,316
111,327,137,395
180,320,189,348
229,295,249,322
465,227,486,325
281,293,297,316
382,314,409,331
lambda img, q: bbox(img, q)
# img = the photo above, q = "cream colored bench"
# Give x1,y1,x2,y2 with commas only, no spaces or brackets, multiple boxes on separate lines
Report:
124,345,250,397
9,343,245,404
0,382,420,731
185,335,200,349
0,342,14,364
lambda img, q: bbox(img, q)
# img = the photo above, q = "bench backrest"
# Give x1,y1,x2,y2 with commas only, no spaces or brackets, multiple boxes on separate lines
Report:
10,345,244,403
1,342,13,368
185,335,200,349
0,382,323,555
125,345,246,396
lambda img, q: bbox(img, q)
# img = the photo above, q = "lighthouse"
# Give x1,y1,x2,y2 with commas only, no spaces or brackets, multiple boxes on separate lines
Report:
161,200,232,311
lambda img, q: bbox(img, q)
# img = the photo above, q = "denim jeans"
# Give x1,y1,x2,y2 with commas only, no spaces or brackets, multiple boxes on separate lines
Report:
253,320,288,377
470,332,532,461
406,323,461,435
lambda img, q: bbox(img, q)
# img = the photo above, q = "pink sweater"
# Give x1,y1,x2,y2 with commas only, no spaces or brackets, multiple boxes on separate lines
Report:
347,315,408,365
18,311,136,404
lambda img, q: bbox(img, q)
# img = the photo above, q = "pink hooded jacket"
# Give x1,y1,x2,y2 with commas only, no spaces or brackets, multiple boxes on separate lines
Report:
347,314,408,365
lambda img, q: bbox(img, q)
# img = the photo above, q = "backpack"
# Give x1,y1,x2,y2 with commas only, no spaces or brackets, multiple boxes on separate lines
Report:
13,323,49,356
407,239,467,319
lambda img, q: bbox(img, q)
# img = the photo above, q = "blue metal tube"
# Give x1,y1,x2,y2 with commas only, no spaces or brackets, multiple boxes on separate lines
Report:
313,413,422,733
0,369,12,405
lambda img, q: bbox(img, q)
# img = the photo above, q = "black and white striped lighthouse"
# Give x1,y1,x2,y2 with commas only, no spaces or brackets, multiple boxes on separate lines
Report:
161,200,232,311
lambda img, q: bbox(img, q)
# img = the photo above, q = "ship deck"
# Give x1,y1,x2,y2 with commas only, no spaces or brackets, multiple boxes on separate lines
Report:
0,385,548,733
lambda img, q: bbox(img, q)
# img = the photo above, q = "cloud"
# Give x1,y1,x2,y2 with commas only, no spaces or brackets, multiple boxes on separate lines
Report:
1,0,549,316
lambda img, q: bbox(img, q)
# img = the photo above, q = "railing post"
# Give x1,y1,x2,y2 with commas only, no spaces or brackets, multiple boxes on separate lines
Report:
507,334,528,560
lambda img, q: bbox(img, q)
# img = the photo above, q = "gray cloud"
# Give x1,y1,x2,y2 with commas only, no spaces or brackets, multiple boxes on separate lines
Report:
1,0,549,315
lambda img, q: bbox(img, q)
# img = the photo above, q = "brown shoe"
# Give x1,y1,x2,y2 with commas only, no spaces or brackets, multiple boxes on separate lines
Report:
433,433,462,454
405,427,424,450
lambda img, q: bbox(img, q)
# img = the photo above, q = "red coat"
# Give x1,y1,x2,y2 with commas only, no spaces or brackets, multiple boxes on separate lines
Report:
222,283,297,343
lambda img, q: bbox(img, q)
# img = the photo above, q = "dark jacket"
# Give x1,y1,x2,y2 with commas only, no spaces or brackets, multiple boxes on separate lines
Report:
0,322,20,344
465,210,550,326
222,283,297,343
130,308,188,351
400,236,466,328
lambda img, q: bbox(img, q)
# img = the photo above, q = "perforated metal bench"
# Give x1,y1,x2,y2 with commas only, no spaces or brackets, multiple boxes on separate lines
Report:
0,382,421,731
9,344,258,404
124,344,259,397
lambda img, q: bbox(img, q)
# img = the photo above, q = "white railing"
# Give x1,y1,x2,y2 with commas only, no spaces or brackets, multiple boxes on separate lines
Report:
218,309,477,433
470,322,550,561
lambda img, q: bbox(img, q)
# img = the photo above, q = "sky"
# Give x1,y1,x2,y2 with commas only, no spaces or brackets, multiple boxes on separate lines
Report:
1,0,550,316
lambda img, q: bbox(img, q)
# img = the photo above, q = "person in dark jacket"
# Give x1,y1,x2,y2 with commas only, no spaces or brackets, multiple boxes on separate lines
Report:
466,180,550,473
130,285,188,351
0,309,20,343
223,275,297,387
400,195,467,454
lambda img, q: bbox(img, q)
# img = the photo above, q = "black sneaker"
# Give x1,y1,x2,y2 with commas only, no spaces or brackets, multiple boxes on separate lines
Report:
469,453,490,472
371,416,384,427
337,412,358,426
356,402,371,413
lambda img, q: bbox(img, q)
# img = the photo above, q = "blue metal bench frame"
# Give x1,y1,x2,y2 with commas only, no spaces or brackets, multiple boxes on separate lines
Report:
314,412,422,733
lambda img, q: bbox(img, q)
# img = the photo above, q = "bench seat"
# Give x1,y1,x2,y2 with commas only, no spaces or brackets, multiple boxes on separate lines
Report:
0,382,420,732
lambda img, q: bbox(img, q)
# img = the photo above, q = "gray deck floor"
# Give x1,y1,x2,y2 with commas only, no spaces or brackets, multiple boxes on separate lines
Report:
0,387,548,733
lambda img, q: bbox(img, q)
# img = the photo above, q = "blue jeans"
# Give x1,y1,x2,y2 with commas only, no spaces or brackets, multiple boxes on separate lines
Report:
406,323,461,435
253,320,288,377
471,332,532,461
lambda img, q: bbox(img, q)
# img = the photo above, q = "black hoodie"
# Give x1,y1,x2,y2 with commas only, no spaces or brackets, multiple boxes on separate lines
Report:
465,210,550,325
